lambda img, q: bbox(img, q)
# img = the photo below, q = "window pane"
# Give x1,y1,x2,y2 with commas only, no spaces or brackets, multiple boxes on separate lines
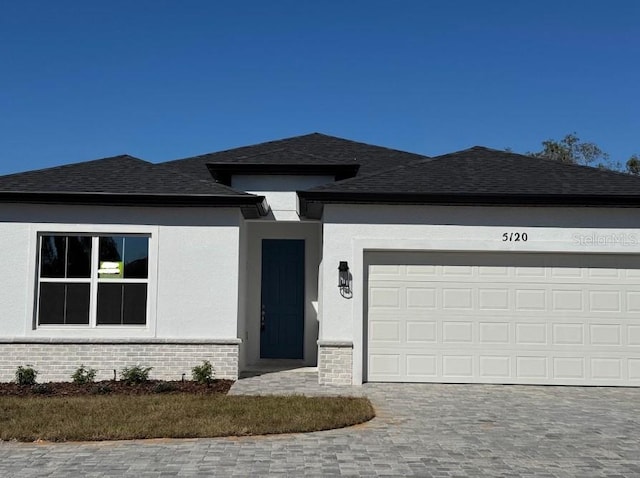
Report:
67,237,92,278
97,283,122,325
38,283,65,324
65,283,90,324
123,284,147,325
99,236,124,279
40,236,66,278
123,237,148,279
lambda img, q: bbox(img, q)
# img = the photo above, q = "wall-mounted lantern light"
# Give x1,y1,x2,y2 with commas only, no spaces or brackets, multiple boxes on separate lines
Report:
338,261,352,298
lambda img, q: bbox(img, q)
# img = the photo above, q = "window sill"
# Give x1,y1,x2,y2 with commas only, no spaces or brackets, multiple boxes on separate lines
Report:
0,337,242,345
25,326,154,340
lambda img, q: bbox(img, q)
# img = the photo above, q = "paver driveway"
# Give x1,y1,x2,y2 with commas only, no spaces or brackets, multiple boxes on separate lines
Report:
1,370,640,477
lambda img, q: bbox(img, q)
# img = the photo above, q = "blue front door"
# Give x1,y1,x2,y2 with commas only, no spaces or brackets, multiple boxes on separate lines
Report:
260,239,305,359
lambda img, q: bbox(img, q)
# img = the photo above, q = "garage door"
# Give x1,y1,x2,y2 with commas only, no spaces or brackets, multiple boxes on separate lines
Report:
366,252,640,385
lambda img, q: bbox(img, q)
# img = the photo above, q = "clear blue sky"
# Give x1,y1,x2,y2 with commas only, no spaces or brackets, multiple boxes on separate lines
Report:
0,1,638,175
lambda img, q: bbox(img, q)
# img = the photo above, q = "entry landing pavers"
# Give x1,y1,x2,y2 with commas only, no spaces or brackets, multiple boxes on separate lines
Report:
228,367,365,397
1,369,640,477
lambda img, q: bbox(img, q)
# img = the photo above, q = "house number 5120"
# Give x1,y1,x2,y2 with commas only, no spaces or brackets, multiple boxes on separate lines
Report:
502,232,528,242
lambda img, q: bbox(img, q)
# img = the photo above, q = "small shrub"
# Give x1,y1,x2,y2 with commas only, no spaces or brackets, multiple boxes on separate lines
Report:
120,365,153,385
153,382,176,394
90,384,112,395
71,365,97,385
31,383,51,395
192,360,214,384
15,365,38,386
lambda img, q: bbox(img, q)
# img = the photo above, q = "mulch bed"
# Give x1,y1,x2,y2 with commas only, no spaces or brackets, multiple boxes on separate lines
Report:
0,380,234,397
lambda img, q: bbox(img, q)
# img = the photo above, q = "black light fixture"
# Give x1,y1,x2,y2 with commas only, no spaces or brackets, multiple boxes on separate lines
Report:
338,261,351,298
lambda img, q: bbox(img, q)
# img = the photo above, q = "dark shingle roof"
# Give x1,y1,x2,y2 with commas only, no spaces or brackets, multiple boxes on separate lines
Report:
298,147,640,216
163,133,428,180
6,140,640,217
0,155,250,196
0,154,268,215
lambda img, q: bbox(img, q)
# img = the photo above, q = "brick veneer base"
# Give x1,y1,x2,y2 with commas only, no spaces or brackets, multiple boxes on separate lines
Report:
318,340,353,385
0,339,240,382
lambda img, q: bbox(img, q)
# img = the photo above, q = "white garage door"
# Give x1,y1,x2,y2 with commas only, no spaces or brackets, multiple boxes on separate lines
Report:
367,251,640,385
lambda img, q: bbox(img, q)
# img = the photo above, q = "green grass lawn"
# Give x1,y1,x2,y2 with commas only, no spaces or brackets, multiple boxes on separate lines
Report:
0,394,375,442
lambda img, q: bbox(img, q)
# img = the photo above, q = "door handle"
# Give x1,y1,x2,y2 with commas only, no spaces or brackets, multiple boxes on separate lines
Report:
261,305,265,331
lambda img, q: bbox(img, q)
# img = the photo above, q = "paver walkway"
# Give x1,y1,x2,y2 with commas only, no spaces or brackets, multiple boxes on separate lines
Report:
1,369,640,477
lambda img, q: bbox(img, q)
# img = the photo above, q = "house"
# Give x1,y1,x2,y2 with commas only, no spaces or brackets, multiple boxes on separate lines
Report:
2,133,640,386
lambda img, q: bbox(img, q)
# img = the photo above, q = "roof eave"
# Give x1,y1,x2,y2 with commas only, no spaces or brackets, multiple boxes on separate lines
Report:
297,191,640,219
0,192,269,218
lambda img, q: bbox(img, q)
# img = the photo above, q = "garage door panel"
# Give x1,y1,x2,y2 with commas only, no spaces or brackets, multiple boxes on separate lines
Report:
588,267,621,278
442,355,474,377
628,326,640,345
628,359,640,379
589,290,621,312
442,321,473,342
406,354,437,377
367,252,640,386
478,288,510,310
515,322,548,345
552,323,585,345
406,287,437,308
516,356,549,379
589,324,622,345
550,267,583,278
514,266,546,278
553,357,585,379
442,288,473,309
369,320,401,343
591,358,622,379
627,292,640,312
369,354,401,376
406,265,437,277
479,322,510,343
442,265,473,277
479,355,511,378
405,321,437,342
369,286,401,308
551,289,584,311
478,266,509,277
515,289,547,311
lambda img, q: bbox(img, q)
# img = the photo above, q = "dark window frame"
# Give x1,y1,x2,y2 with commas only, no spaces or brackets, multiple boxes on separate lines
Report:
36,234,150,327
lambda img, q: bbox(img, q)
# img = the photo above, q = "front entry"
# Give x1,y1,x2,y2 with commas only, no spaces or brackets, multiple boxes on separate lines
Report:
260,239,305,359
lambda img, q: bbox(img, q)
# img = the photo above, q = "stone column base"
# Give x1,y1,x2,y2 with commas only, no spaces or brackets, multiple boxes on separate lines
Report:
318,340,353,385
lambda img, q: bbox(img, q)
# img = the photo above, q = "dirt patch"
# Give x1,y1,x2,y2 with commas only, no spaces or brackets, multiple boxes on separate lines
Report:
0,379,233,397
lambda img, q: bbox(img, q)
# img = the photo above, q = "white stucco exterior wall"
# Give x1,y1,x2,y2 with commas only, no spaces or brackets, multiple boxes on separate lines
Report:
0,203,242,341
320,204,640,384
0,222,32,336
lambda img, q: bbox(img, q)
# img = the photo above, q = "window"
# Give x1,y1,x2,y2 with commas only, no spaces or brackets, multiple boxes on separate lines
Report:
37,234,149,326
